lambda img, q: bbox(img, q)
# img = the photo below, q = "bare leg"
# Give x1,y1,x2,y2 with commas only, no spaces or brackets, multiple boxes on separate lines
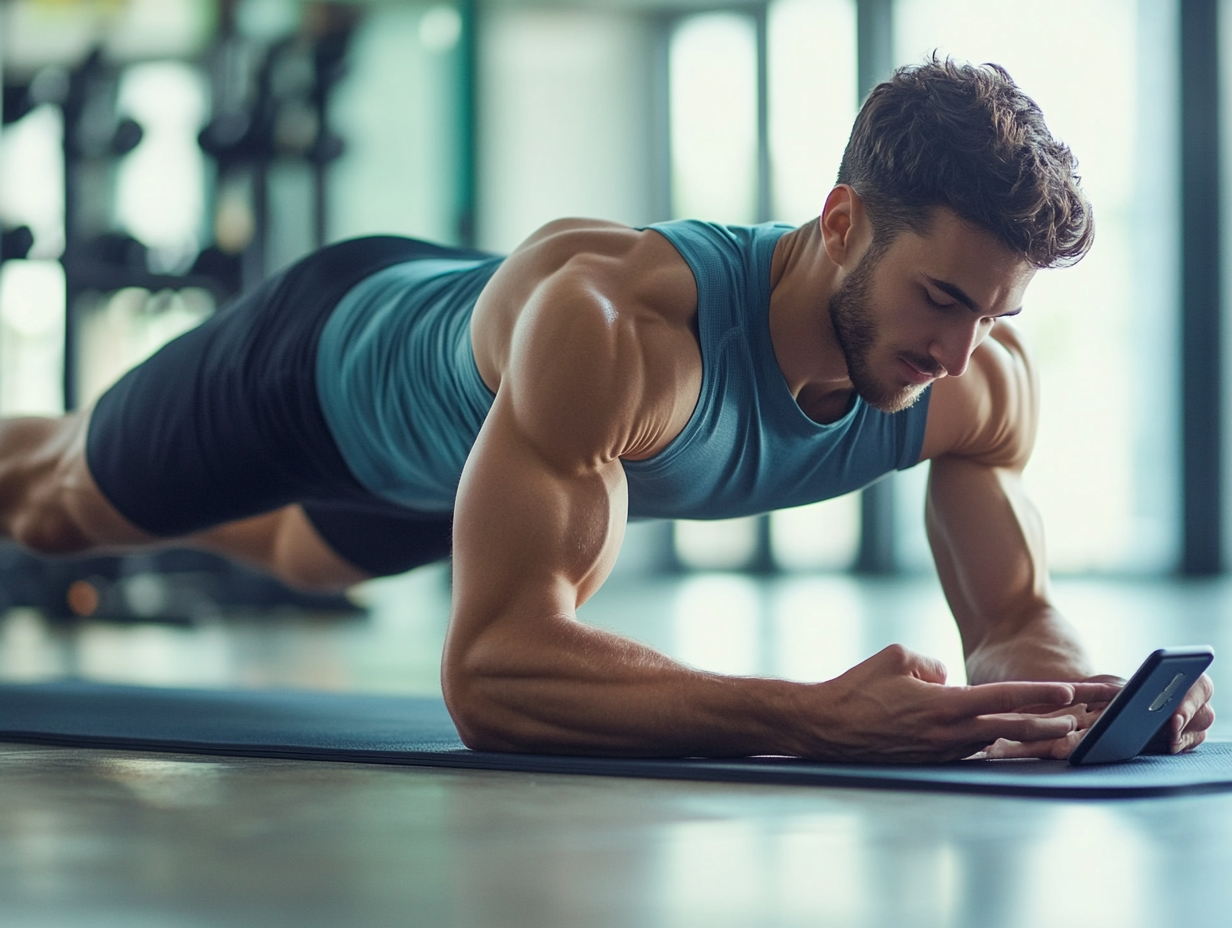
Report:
0,413,370,592
188,507,371,592
0,413,154,553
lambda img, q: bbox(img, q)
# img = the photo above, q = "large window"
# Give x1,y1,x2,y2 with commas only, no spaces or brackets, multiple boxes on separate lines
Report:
0,104,65,415
669,11,759,224
477,6,657,252
330,3,466,247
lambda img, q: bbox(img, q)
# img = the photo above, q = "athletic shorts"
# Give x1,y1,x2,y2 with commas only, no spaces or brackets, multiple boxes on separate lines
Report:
86,235,495,577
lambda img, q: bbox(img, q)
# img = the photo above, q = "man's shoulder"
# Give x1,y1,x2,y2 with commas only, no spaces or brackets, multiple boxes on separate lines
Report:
920,322,1038,467
474,219,705,465
513,219,697,316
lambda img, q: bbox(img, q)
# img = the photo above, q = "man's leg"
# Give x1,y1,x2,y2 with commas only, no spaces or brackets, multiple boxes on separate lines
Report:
0,413,155,554
1,413,370,593
188,506,372,592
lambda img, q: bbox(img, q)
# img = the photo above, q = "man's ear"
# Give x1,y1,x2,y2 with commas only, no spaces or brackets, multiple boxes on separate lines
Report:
820,185,869,267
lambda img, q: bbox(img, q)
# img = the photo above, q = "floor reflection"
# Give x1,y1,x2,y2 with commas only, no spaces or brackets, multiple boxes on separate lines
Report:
2,745,1232,927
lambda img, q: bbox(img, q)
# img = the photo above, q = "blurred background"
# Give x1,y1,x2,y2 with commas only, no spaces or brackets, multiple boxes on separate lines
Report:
0,0,1225,697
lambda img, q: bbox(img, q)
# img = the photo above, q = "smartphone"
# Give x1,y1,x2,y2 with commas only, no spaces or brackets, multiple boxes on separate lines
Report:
1068,646,1214,766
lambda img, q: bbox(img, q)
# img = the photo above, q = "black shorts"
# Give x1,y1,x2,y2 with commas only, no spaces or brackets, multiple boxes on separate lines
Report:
86,235,494,577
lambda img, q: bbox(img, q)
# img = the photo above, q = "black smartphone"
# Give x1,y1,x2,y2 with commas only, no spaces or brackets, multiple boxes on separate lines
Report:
1068,646,1214,766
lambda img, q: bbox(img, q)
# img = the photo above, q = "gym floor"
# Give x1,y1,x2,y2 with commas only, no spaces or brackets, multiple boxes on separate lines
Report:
2,565,1231,927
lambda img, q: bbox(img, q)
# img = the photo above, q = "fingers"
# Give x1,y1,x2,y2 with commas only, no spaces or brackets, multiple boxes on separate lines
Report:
1179,673,1215,726
913,656,949,685
1168,726,1208,754
1083,673,1128,686
1050,702,1104,730
966,711,1078,745
974,732,1083,761
1168,673,1216,752
1175,702,1216,739
945,680,1076,718
1069,681,1123,705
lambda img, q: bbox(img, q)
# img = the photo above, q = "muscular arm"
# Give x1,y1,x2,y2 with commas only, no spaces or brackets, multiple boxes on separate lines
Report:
923,325,1091,682
445,395,791,756
442,269,1103,761
926,455,1093,682
923,324,1213,753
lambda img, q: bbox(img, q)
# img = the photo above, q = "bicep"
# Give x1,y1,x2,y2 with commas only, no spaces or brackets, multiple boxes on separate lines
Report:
448,392,628,653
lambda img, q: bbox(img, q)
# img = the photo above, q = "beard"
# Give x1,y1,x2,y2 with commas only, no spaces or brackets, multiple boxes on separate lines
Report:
828,251,935,414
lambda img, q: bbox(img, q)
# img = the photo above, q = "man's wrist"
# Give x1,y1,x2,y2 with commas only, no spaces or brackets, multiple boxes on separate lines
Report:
965,613,1094,684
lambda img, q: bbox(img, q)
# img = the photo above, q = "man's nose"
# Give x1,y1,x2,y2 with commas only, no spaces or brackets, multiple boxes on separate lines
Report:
929,319,984,378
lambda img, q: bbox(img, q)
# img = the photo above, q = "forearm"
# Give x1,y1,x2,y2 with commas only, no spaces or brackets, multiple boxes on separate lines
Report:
444,609,1108,763
444,609,815,757
926,456,1095,685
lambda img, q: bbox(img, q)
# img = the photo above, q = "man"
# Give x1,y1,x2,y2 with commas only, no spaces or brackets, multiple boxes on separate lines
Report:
0,59,1213,761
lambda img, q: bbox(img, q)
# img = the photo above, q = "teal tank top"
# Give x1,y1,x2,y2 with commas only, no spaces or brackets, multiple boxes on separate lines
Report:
316,255,503,511
315,221,929,517
620,220,930,520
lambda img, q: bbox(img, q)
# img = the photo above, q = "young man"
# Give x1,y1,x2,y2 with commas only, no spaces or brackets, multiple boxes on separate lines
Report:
0,59,1213,761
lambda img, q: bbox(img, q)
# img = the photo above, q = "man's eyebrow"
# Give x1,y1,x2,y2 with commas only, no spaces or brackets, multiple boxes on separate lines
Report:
923,275,1022,317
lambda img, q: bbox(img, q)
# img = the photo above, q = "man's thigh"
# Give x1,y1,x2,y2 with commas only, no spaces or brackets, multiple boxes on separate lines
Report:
190,502,452,588
188,505,371,592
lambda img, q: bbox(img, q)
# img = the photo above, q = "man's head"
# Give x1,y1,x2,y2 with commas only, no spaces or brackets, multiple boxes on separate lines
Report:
825,206,1034,413
836,56,1093,269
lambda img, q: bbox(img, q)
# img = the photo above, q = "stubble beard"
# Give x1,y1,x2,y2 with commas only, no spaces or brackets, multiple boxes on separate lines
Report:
828,251,930,415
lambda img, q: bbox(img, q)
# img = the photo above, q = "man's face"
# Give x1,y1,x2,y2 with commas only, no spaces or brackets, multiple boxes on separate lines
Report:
828,209,1035,413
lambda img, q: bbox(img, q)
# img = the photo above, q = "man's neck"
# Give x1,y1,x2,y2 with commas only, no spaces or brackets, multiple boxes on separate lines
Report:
768,221,856,423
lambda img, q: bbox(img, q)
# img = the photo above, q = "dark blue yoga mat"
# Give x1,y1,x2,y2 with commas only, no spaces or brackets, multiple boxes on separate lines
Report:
1,680,1229,798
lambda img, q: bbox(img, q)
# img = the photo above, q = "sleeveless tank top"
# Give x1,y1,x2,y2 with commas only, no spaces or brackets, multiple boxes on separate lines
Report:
315,222,929,517
316,255,503,511
620,220,930,520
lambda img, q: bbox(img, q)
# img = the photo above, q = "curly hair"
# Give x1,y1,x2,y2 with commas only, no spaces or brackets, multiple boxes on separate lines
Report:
836,56,1094,268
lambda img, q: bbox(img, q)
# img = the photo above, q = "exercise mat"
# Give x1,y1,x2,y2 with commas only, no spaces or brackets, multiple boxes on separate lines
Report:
2,680,1229,798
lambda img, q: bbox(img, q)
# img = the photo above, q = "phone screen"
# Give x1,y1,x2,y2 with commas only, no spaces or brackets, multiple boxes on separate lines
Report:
1068,646,1213,766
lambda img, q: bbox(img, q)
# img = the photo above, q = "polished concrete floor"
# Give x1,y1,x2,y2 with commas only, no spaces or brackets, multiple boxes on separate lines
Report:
2,564,1232,927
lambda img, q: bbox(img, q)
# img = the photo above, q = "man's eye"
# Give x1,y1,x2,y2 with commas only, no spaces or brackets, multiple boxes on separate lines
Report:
924,291,955,309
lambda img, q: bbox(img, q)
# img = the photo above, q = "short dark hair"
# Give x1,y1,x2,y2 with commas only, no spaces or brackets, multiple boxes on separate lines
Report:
836,56,1093,268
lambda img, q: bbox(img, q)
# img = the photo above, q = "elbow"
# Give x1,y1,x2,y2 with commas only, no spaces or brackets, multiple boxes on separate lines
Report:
444,692,513,753
441,646,524,753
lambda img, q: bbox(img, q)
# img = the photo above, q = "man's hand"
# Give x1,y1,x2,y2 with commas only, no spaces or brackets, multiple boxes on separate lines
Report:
974,671,1216,760
807,645,1120,763
1155,671,1217,753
